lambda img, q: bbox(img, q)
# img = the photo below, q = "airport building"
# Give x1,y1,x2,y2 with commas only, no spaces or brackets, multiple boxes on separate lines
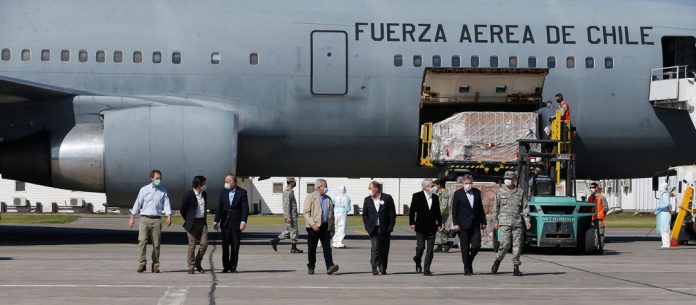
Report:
1,174,662,214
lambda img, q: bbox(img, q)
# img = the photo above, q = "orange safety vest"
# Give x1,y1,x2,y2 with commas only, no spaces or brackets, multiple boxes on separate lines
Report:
560,100,571,121
588,193,606,226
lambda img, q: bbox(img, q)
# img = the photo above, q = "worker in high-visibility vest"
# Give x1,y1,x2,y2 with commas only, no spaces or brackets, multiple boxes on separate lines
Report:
587,182,608,253
553,93,571,151
555,93,571,121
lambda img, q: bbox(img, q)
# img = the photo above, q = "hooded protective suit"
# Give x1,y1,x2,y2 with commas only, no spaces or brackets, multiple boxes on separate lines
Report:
656,182,673,249
332,185,351,248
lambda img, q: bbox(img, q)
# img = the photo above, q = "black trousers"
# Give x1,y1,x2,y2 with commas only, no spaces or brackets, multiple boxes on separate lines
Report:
459,227,482,270
221,227,241,270
415,232,435,272
369,226,391,272
306,223,334,269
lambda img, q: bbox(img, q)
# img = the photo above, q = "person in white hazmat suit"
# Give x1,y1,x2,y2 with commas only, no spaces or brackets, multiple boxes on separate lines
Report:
655,182,674,249
332,185,352,248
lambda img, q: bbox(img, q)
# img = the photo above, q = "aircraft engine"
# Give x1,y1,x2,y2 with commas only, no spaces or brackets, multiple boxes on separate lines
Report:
0,105,239,208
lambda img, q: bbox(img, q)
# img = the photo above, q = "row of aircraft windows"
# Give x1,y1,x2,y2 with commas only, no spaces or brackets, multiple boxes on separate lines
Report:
394,55,614,69
0,48,262,65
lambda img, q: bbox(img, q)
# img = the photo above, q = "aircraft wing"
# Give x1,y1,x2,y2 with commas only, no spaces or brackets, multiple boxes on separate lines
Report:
0,74,95,103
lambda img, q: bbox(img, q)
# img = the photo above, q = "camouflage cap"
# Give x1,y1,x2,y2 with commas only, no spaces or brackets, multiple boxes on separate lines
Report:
286,177,296,182
503,171,517,179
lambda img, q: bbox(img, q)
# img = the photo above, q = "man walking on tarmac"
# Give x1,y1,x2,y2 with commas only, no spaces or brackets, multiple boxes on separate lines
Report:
434,179,452,253
270,178,303,253
491,171,530,277
587,182,608,253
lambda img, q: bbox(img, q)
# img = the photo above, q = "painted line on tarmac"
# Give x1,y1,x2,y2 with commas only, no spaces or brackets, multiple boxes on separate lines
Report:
2,284,696,291
157,288,187,305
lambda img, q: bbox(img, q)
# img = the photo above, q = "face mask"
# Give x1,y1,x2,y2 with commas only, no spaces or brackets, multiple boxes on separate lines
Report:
153,178,161,187
504,179,513,187
464,184,472,192
430,187,437,194
224,183,231,190
201,184,208,191
324,187,329,194
590,187,596,194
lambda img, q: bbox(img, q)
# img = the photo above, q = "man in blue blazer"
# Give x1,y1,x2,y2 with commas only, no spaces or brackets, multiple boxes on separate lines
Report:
214,174,249,273
452,174,487,276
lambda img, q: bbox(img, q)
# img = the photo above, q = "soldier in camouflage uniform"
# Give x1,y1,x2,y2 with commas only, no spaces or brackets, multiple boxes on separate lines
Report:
434,179,452,253
270,178,304,253
491,171,530,277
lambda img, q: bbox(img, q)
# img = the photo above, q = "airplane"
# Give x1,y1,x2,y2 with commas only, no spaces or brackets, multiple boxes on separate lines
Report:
1,0,696,208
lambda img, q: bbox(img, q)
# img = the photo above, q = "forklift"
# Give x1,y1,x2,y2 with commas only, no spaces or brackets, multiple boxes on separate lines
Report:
513,109,599,254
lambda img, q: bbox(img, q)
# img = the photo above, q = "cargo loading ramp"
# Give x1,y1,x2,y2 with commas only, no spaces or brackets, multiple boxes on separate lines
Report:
419,68,549,180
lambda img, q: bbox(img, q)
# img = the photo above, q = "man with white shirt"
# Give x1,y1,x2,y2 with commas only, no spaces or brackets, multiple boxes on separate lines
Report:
452,174,487,276
408,179,442,276
180,176,209,274
362,181,396,275
128,169,173,273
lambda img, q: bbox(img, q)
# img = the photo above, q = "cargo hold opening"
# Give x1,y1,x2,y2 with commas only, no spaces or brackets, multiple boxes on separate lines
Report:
418,68,550,169
419,68,549,125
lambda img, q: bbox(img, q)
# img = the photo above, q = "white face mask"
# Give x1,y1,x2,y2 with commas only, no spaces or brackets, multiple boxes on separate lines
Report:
504,179,513,187
463,184,472,192
590,187,596,194
224,183,231,190
201,184,208,191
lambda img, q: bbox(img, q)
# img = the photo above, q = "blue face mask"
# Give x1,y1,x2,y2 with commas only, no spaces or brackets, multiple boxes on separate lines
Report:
153,178,161,187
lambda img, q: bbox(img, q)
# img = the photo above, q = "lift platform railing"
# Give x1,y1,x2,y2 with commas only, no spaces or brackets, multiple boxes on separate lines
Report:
420,122,433,167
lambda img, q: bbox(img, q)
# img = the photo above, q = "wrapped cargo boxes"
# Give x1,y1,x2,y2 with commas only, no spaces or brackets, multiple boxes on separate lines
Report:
430,112,539,163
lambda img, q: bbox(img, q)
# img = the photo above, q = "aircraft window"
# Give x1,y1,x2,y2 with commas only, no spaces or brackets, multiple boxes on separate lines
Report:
250,52,259,65
528,56,537,68
211,52,221,64
566,56,576,68
413,55,422,67
547,56,556,69
133,51,142,63
113,50,123,63
585,57,595,69
172,51,181,64
432,55,441,67
605,57,614,69
471,55,479,67
61,50,70,62
273,183,283,193
79,50,88,62
509,56,518,68
21,49,30,61
2,48,11,61
153,51,162,64
490,56,499,68
393,54,403,67
96,50,105,63
451,55,460,67
41,49,50,62
306,183,315,193
15,181,25,192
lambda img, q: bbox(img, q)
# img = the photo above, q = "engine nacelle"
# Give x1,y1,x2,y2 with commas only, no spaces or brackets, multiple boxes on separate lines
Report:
102,105,238,207
1,105,238,208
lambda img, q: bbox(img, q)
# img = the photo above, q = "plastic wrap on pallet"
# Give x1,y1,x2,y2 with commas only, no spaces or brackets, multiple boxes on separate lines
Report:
431,112,538,163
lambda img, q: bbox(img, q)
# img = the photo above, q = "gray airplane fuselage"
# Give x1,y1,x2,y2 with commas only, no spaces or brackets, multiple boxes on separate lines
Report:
1,0,696,207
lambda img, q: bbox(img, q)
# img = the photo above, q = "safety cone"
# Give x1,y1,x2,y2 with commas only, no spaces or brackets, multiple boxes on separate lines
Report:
670,239,680,247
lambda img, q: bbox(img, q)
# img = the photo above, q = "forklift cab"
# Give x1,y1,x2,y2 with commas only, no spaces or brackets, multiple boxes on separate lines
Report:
532,176,555,197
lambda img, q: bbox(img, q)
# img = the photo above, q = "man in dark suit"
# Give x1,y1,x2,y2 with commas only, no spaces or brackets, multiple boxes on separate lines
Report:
452,174,487,275
362,181,397,275
180,176,209,274
214,174,249,273
409,178,442,276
